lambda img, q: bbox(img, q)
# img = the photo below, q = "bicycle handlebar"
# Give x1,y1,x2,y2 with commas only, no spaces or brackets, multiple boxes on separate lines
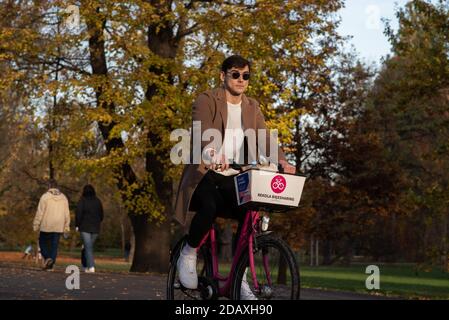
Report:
211,162,300,176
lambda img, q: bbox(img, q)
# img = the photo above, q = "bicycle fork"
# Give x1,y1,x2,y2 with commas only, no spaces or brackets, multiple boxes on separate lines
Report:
248,211,273,298
248,231,259,290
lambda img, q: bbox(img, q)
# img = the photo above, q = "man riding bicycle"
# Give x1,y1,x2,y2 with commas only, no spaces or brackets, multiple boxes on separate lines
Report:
174,55,295,300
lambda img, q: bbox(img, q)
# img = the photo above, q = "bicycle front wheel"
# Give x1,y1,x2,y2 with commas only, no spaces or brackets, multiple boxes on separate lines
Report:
231,234,300,300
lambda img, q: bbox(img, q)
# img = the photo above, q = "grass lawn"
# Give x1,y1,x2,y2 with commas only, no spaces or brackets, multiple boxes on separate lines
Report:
300,264,449,299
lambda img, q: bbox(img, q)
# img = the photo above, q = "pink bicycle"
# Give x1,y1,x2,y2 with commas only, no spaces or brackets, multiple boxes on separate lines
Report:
167,165,302,300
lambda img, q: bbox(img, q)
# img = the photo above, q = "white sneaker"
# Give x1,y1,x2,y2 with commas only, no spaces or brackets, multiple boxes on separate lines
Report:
241,269,258,300
85,267,95,273
177,250,198,289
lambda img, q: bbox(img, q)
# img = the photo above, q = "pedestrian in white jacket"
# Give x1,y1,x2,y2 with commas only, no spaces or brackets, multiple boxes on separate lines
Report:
33,179,70,270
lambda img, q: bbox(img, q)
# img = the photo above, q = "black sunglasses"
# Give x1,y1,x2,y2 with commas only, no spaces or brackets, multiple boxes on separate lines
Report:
227,71,250,81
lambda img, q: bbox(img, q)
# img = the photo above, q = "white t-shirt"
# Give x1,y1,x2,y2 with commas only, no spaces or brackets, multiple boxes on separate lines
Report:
217,101,244,176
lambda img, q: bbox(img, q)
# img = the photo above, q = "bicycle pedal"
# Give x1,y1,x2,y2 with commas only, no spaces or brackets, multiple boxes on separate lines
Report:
198,276,218,300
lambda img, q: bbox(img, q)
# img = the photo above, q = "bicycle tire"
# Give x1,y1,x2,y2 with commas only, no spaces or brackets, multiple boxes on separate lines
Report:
166,236,213,300
231,234,300,300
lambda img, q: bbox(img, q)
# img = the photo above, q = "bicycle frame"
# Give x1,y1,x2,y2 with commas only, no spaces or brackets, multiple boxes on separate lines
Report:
196,209,265,298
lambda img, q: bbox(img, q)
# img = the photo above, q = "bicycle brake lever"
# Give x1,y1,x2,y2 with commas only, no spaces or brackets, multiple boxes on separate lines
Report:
229,163,242,171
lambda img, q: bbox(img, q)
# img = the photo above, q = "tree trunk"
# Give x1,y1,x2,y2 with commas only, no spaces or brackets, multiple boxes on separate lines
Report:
129,229,135,264
343,240,353,266
129,214,170,273
86,6,173,273
85,2,189,273
120,209,125,258
422,210,430,263
442,211,448,272
134,7,181,273
322,240,332,265
310,235,314,266
121,206,133,261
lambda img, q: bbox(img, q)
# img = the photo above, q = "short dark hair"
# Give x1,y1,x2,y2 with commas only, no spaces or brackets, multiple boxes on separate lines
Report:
48,178,58,189
221,55,251,73
82,184,96,198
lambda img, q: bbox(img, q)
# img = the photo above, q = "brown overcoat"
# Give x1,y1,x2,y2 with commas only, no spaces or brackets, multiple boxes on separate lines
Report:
173,87,287,226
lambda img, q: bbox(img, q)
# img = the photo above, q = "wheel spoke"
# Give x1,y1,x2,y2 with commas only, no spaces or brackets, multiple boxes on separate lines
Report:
232,236,300,300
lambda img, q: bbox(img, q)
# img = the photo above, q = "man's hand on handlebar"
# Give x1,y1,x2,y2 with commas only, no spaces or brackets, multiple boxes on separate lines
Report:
279,159,296,174
205,150,296,174
207,152,230,172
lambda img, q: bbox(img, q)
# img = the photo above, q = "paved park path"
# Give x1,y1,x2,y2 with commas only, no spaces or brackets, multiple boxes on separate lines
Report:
0,263,392,300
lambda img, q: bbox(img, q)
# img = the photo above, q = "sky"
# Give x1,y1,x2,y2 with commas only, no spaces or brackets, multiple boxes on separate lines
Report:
337,0,411,64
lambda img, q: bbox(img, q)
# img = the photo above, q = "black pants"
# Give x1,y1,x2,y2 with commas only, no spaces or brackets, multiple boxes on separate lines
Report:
187,171,247,248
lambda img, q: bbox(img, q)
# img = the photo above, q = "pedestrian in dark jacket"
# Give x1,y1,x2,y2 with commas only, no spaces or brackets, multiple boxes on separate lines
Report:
75,184,104,273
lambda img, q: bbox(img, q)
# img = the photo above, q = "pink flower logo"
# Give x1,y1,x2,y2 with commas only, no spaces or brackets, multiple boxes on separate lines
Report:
271,175,286,194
